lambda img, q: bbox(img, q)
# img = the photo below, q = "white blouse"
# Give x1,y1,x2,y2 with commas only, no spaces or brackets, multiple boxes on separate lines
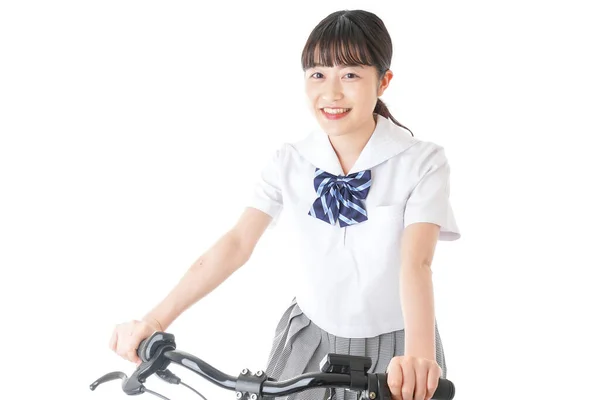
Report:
249,114,460,338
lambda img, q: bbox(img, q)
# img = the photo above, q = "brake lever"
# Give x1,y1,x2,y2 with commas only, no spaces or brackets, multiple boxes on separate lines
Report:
90,371,129,390
90,368,146,395
90,369,173,400
91,337,175,395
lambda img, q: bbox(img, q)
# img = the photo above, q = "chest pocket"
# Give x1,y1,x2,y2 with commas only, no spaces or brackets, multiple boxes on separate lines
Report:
367,203,405,223
345,202,406,265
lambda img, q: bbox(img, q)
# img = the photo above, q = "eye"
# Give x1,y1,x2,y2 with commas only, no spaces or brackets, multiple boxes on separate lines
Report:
344,73,358,79
310,72,324,79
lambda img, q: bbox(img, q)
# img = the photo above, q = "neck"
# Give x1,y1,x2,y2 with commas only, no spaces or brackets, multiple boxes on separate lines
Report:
328,114,377,174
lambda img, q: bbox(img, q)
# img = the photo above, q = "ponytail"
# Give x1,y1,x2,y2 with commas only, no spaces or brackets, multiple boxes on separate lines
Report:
374,98,414,137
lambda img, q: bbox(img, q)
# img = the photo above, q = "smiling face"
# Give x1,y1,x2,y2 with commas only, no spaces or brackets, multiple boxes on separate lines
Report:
304,63,392,137
300,10,395,138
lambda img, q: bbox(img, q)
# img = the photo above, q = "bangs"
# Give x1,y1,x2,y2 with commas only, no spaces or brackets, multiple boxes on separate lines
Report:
301,16,376,70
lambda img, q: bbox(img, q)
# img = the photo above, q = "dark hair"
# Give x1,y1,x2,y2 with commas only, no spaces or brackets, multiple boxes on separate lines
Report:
301,10,414,137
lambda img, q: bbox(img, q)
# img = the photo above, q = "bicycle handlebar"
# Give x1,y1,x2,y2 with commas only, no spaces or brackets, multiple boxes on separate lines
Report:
90,331,455,400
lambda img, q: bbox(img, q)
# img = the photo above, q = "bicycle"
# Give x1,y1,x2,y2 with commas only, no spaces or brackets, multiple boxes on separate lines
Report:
90,331,456,400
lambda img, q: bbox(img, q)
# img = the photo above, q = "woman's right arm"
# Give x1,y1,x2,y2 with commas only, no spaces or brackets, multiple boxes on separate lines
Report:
109,207,273,363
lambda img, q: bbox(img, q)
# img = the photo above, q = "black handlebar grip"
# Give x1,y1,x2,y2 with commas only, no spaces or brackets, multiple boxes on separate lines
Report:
136,331,176,362
137,337,151,362
433,378,455,400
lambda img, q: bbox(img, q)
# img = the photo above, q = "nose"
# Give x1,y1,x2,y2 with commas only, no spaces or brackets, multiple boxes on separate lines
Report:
320,78,343,103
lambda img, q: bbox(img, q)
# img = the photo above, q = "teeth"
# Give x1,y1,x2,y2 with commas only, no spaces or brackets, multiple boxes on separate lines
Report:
323,108,350,114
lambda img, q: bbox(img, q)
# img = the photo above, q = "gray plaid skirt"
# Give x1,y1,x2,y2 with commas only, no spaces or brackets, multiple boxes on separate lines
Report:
264,299,447,400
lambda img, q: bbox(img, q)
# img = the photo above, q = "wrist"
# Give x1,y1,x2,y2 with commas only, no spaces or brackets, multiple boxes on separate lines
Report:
403,346,436,361
142,316,164,331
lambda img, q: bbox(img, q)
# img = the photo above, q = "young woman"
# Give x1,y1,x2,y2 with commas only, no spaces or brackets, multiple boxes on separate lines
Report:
109,9,460,400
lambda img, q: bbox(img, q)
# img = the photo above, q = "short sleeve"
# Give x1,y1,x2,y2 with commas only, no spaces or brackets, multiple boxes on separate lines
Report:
404,145,461,241
247,146,284,228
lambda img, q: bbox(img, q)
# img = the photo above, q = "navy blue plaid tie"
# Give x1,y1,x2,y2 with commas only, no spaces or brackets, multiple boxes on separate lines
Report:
308,168,372,227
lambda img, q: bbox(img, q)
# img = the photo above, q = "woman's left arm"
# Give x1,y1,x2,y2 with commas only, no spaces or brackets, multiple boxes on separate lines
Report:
387,222,442,400
401,221,439,359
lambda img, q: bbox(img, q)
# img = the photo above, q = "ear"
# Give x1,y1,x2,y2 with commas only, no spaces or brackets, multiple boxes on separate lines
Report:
377,69,394,97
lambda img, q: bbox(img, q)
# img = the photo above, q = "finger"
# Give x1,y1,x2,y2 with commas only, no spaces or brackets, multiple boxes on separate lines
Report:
108,328,118,351
127,349,139,364
116,335,128,359
116,328,133,359
425,364,441,400
127,336,143,364
402,361,416,400
387,361,404,399
413,362,429,400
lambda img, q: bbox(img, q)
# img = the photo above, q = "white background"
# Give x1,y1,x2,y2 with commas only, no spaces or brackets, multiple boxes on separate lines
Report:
1,1,599,399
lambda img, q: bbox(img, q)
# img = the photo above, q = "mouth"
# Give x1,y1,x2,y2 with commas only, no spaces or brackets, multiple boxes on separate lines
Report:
320,107,352,120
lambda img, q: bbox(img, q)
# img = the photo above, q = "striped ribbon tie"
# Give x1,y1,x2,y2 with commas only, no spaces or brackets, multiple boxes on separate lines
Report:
308,168,372,227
